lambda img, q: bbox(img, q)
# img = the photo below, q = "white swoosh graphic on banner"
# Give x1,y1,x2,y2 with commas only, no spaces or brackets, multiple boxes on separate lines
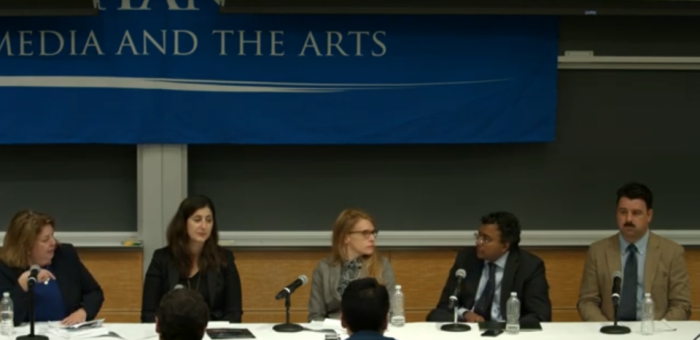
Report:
0,76,512,93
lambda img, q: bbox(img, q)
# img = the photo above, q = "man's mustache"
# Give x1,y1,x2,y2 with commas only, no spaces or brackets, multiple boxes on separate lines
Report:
624,222,635,227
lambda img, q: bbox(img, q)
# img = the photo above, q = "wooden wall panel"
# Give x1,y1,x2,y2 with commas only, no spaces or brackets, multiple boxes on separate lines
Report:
233,247,700,323
76,249,143,323
75,246,700,324
233,249,326,323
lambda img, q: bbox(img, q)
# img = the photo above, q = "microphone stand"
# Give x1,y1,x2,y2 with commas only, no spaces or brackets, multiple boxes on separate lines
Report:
600,297,631,335
272,294,303,333
17,279,48,340
440,296,471,332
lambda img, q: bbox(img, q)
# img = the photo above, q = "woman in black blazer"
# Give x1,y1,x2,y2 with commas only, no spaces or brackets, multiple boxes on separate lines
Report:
141,195,243,323
0,210,104,326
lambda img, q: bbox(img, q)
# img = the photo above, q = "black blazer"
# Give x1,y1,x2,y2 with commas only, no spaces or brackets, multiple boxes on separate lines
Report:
141,246,243,323
0,243,105,326
434,247,552,323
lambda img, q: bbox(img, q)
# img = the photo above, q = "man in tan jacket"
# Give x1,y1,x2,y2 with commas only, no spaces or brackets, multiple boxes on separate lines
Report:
577,182,691,321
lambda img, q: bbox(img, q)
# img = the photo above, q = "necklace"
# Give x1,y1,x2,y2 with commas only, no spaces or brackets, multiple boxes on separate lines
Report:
187,273,201,291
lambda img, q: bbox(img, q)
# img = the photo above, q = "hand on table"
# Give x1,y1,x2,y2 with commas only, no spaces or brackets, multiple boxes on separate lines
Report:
61,308,87,326
463,311,485,323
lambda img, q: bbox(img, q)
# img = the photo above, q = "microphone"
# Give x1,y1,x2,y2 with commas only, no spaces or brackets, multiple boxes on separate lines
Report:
173,284,184,290
274,275,308,300
447,269,467,310
27,265,41,288
611,271,622,305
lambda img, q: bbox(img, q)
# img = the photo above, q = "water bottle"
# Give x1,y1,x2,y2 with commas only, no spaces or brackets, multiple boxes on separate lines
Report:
505,292,520,334
390,285,405,327
641,293,654,335
0,292,14,336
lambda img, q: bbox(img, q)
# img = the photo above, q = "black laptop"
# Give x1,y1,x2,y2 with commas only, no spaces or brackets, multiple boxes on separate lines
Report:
478,320,543,331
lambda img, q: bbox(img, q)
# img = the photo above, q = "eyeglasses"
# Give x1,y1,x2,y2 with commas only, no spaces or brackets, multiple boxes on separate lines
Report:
474,232,493,244
349,230,379,239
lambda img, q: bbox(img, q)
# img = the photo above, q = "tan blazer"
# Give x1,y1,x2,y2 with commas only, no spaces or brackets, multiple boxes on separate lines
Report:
577,232,691,321
307,256,396,322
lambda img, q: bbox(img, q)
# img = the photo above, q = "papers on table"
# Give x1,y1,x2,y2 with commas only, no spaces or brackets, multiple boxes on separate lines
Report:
309,319,344,333
48,318,105,330
46,319,111,339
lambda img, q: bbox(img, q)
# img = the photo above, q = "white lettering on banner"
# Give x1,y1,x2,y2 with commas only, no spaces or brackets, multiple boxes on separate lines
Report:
173,30,198,55
298,31,385,57
143,30,167,55
347,31,369,56
114,30,198,55
270,31,284,57
0,30,104,56
325,31,348,57
0,30,386,57
371,31,387,57
299,32,321,57
116,30,138,55
19,31,32,56
116,0,223,11
83,31,105,55
238,31,263,56
39,31,65,56
0,32,12,56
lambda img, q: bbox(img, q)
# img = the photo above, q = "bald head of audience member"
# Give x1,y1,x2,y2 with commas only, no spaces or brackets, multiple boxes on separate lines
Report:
156,288,209,340
341,277,391,335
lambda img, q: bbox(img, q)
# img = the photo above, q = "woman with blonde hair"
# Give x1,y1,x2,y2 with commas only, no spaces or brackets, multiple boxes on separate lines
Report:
307,208,396,322
0,210,104,326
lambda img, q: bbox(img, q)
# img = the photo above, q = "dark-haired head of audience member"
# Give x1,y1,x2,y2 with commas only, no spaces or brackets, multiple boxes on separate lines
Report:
341,277,390,335
616,181,653,243
475,211,521,262
156,288,209,340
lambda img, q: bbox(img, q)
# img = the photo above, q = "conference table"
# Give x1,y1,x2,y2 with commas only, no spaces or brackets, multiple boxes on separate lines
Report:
8,320,700,340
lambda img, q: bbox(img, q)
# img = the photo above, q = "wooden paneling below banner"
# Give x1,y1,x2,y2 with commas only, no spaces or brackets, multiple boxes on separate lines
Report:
76,248,143,323
77,246,700,324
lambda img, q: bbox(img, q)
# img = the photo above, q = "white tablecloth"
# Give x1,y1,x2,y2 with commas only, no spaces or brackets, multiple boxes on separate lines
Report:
6,321,700,340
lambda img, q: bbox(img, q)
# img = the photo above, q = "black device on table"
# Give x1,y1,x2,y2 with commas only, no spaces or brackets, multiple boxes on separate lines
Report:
324,333,341,340
206,328,255,339
481,329,504,337
478,320,542,332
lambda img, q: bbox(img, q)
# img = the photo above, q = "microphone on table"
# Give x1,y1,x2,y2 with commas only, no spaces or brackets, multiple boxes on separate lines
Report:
17,265,48,340
599,271,630,335
611,271,622,306
27,265,41,288
273,274,308,333
274,275,308,300
447,269,467,310
440,269,470,333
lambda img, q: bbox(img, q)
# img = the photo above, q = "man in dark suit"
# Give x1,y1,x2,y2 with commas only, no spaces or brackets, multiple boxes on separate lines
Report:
426,211,552,323
156,288,209,340
341,278,396,340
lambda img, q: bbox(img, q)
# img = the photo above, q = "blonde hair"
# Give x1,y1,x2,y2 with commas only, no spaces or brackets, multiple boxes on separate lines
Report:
330,208,383,283
0,210,56,268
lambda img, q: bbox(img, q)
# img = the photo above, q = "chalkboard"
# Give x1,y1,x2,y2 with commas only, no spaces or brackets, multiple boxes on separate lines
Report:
0,145,137,232
188,69,700,231
559,16,700,56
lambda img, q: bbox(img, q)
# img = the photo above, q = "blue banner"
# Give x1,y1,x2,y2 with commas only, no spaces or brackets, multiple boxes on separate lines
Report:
0,1,558,144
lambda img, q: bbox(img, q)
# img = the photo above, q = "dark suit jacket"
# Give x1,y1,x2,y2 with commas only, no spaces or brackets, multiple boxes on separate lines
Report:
141,246,243,323
0,243,105,326
431,247,552,323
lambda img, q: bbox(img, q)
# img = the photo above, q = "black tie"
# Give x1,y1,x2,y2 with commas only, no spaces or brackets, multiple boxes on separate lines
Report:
619,244,638,321
473,262,496,320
